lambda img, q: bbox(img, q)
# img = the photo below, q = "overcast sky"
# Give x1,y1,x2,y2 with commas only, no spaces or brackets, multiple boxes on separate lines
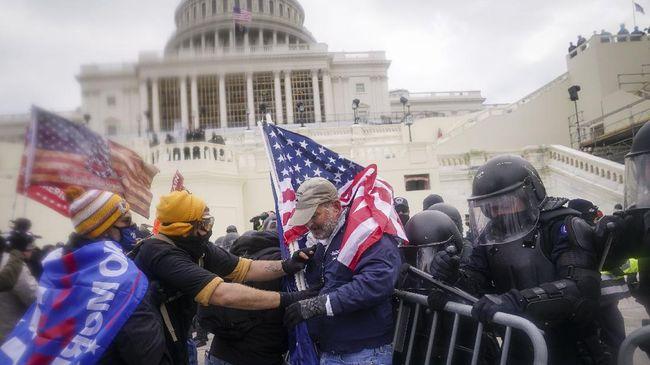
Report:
0,0,645,114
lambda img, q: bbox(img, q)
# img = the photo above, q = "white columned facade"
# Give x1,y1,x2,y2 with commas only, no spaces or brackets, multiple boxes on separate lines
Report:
311,69,322,123
322,71,334,122
341,76,351,120
229,30,235,47
273,31,278,45
273,71,284,123
244,32,250,51
246,72,255,127
151,79,161,132
258,29,264,46
219,74,228,128
215,31,220,48
284,71,294,124
180,77,190,129
191,75,200,130
201,35,206,53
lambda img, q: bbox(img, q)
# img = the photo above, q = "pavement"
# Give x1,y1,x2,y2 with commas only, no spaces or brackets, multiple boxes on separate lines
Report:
195,298,650,365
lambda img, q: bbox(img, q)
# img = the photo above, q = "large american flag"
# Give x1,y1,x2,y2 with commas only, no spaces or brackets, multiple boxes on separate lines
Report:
233,6,252,24
16,107,159,218
261,123,407,271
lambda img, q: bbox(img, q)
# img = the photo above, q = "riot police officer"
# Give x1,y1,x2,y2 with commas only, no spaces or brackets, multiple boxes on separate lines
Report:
428,202,474,260
428,155,604,365
398,210,499,365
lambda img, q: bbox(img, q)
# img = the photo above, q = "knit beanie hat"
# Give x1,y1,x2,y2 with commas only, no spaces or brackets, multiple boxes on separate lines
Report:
156,190,206,236
65,187,130,238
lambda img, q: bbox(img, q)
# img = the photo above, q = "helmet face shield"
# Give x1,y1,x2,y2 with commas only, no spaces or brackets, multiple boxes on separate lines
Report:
400,238,454,273
625,154,650,211
468,184,540,245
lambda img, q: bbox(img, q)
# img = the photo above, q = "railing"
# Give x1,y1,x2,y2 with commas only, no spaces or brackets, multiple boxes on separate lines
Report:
393,290,548,365
546,144,625,189
573,103,650,148
389,90,484,99
618,325,650,365
172,42,328,58
147,141,236,167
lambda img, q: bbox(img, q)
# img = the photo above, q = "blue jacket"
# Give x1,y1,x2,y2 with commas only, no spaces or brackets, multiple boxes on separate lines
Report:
303,225,402,354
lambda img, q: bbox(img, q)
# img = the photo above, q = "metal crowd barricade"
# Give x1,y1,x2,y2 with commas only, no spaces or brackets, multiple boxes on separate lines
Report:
393,290,548,365
618,325,650,365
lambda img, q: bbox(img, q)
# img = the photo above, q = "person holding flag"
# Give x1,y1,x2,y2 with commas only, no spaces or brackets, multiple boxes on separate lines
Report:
0,187,172,364
261,122,406,365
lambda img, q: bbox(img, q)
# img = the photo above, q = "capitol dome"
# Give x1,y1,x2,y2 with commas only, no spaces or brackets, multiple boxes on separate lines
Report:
166,0,316,55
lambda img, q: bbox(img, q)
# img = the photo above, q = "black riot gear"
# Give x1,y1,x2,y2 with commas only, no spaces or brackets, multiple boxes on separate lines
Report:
427,203,463,234
468,155,547,246
625,122,650,211
434,154,603,364
403,210,463,273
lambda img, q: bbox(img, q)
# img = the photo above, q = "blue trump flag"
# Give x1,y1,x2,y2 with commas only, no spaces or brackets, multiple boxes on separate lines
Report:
0,240,148,365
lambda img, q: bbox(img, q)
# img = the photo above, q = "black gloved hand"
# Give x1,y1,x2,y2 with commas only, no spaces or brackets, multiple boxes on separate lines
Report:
279,284,323,308
471,290,523,324
284,295,327,328
282,247,316,274
429,248,460,283
427,288,451,311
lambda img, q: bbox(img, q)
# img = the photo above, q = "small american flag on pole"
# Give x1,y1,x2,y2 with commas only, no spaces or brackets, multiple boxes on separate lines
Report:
233,6,253,24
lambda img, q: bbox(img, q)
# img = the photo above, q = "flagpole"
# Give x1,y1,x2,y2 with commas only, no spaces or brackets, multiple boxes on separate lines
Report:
633,1,637,28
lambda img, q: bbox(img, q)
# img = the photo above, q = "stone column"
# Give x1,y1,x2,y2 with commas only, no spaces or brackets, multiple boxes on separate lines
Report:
341,76,351,121
214,30,220,48
201,34,206,53
284,33,290,45
139,80,148,129
180,77,190,129
191,75,200,130
246,72,255,127
284,71,294,124
322,70,334,122
219,74,228,128
244,32,250,52
311,69,322,123
273,31,278,45
229,29,235,48
258,28,264,46
273,71,284,124
151,79,161,132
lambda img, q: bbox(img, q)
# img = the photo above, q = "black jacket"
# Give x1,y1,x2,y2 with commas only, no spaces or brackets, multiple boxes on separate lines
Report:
199,231,288,365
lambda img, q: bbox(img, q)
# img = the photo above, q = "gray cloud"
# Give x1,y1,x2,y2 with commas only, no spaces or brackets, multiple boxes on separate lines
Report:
0,0,641,113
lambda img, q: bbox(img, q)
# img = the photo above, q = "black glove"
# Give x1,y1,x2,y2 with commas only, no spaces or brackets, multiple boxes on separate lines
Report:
429,248,460,283
427,288,451,311
279,284,323,308
284,295,327,328
282,247,316,274
471,290,523,324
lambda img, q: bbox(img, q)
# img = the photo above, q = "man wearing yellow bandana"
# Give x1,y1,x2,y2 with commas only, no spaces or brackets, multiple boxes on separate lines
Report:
134,190,316,364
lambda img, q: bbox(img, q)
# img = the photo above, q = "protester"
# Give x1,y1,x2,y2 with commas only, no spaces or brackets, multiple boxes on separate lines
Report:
631,26,645,41
568,42,577,57
393,197,410,226
0,240,36,342
133,190,317,364
0,242,24,292
283,178,401,365
0,187,172,365
199,230,288,365
600,29,612,42
428,155,603,364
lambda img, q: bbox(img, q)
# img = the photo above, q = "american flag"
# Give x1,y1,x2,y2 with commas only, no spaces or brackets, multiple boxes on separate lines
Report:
16,107,159,218
261,122,407,271
233,6,252,24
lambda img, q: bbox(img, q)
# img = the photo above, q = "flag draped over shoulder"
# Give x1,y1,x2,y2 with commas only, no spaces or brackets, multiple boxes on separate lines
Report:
0,240,148,365
16,107,159,218
260,122,407,364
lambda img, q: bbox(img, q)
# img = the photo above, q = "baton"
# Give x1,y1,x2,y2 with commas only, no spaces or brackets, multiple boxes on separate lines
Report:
406,265,479,303
598,222,617,272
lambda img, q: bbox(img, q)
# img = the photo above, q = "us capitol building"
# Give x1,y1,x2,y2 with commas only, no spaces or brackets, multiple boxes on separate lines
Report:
0,0,648,243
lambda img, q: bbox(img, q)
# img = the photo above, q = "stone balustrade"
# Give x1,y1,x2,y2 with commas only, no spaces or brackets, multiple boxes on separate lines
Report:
147,141,238,173
546,144,624,193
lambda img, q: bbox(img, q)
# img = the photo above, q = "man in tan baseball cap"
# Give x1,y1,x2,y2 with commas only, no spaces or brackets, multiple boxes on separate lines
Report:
288,177,342,239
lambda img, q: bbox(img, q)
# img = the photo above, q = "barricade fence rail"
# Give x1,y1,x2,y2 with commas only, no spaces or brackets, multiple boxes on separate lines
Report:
392,290,548,365
618,325,650,365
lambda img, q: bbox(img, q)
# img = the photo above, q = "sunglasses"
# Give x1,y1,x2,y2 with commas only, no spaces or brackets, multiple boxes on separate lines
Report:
199,214,215,232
